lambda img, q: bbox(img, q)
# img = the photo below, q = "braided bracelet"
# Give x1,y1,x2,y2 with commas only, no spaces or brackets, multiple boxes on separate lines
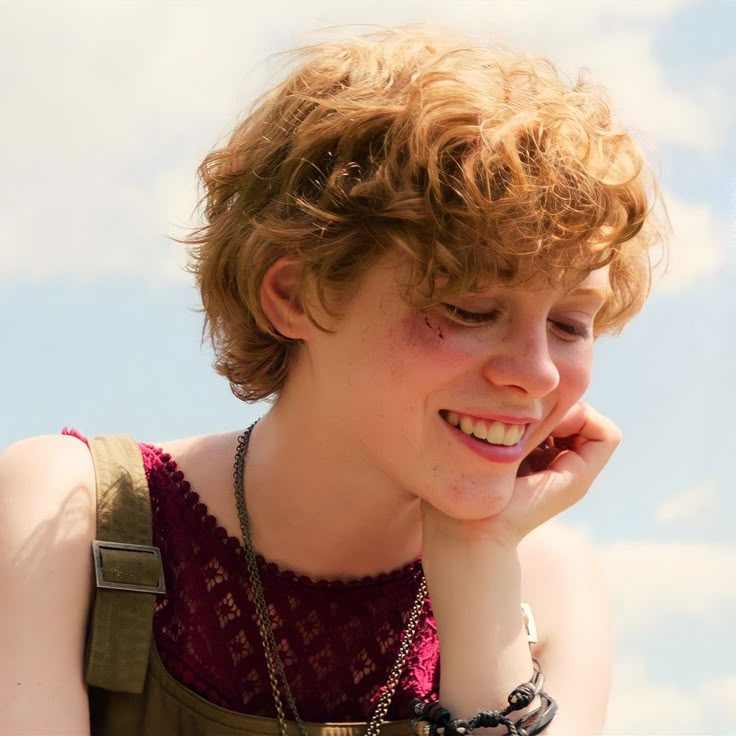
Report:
514,692,558,736
411,696,556,736
409,660,556,736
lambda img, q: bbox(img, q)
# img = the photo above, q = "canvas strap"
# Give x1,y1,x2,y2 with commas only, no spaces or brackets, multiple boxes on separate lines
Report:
85,435,166,694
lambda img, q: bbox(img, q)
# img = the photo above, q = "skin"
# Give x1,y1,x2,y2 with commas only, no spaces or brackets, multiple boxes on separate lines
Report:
0,249,618,735
245,251,619,733
251,252,613,551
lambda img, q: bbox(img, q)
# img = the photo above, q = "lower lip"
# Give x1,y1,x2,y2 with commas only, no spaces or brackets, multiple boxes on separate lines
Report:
441,416,529,464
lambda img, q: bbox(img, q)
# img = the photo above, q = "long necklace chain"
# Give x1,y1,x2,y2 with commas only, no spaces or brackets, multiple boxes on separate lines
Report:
233,423,429,736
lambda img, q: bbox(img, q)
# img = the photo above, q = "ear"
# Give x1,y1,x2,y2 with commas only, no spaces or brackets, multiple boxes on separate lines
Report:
260,257,309,339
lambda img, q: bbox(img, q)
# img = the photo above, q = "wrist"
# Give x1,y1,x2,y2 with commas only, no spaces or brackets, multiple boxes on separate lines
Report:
422,532,521,599
421,501,523,551
422,542,533,714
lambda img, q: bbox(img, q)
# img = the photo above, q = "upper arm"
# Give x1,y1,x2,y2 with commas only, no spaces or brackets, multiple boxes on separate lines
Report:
519,521,613,735
0,435,97,736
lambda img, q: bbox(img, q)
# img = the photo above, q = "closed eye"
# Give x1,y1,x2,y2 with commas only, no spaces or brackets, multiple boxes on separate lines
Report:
550,321,592,340
441,304,502,324
442,303,593,341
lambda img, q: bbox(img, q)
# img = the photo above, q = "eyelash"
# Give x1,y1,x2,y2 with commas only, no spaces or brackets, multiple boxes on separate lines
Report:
441,304,592,340
442,305,501,323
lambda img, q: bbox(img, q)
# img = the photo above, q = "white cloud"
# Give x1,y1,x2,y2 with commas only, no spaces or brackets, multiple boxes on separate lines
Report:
606,653,736,735
0,0,731,283
422,1,733,154
558,31,732,156
0,2,253,283
651,192,724,294
601,534,736,734
514,28,729,155
655,479,721,527
600,540,736,636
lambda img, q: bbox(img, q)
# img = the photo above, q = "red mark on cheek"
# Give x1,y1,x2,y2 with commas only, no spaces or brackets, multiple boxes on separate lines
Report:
423,315,445,340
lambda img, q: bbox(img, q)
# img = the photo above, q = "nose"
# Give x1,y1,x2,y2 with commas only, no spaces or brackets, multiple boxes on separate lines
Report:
481,322,560,398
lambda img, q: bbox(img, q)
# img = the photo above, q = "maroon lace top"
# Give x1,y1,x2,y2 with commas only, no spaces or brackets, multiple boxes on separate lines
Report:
65,429,440,722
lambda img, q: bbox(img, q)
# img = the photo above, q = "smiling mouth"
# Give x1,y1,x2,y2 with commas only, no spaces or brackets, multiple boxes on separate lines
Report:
440,410,527,447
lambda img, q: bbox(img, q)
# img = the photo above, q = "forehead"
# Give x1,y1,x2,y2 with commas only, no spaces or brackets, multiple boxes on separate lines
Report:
472,264,612,301
563,265,611,297
342,254,613,310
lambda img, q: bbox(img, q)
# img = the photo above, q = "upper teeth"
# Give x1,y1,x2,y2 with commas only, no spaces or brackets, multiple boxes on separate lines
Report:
444,411,525,447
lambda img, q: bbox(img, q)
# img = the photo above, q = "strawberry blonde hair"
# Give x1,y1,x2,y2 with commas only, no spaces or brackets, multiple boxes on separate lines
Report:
186,27,662,402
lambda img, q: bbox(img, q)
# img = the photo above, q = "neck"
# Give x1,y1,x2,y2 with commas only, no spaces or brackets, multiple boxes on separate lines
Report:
241,404,423,581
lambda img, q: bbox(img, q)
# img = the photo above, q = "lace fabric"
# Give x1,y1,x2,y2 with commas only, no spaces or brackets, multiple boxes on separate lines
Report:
64,429,440,722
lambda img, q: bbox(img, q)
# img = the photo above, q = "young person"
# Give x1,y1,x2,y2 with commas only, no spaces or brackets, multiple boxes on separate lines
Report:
1,26,660,736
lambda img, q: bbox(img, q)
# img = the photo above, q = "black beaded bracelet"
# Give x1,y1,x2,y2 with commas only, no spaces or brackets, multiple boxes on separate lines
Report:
410,696,556,736
409,659,556,736
515,691,557,736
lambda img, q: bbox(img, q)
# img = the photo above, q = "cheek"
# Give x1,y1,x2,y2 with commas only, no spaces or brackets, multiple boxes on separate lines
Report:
557,350,594,400
402,310,448,351
377,311,478,392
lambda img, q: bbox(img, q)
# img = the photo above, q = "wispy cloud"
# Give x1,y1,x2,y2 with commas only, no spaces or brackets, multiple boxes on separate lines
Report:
652,192,724,294
654,479,721,527
606,653,736,735
601,535,736,734
0,0,730,285
600,540,736,635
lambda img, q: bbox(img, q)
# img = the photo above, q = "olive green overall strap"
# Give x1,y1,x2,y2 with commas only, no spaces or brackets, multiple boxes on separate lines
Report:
85,435,166,694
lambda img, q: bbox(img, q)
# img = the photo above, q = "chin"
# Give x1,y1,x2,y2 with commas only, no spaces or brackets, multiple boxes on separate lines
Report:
431,475,516,520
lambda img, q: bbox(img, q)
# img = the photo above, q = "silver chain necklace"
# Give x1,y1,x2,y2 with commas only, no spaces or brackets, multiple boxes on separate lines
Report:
233,423,429,736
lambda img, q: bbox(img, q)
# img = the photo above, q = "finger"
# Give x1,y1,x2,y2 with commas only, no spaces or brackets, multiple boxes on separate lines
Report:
567,405,621,462
547,401,589,439
541,412,621,495
551,402,621,446
515,407,621,515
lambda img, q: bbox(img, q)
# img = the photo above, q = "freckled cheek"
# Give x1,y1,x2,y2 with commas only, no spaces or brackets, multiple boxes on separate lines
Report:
388,312,474,375
558,353,594,400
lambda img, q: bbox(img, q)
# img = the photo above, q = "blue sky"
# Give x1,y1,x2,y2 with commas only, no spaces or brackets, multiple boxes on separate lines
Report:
1,1,735,733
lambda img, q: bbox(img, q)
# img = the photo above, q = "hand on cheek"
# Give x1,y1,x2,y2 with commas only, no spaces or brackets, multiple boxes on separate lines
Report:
505,402,621,541
423,403,621,549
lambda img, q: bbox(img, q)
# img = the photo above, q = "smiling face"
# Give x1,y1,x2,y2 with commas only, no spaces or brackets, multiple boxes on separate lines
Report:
291,253,610,520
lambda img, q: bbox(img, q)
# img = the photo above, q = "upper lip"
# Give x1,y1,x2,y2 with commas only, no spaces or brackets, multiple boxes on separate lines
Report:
442,409,540,425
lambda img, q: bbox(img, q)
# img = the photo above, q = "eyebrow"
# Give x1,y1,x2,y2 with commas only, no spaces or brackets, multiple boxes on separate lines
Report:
565,287,611,300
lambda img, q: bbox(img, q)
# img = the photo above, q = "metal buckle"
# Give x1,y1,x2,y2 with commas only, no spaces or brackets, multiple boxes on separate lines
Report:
92,539,167,594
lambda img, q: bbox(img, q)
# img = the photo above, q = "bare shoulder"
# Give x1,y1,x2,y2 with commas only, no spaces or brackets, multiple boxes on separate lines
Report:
0,433,97,595
519,519,604,592
518,520,613,733
157,429,240,461
0,433,97,570
157,430,241,484
157,430,243,534
519,520,611,651
0,434,97,529
0,434,97,735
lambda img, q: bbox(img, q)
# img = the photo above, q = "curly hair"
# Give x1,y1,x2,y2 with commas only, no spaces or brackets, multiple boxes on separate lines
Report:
186,26,662,402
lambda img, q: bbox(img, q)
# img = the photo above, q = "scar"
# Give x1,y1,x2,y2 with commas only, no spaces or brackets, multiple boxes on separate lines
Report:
423,314,445,341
